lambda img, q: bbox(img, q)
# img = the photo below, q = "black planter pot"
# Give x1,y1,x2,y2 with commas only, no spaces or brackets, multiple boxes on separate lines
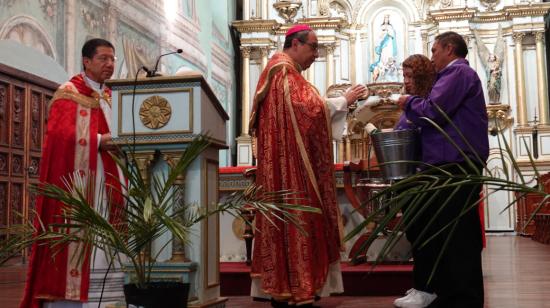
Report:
123,281,190,308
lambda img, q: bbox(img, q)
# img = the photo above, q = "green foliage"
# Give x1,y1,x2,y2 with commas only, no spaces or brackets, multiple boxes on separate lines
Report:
346,109,549,283
7,135,318,288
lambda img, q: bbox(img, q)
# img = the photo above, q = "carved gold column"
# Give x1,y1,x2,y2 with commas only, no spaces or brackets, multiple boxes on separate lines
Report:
162,152,190,262
244,0,250,19
513,32,527,126
349,35,357,84
345,136,351,161
237,46,253,166
260,46,269,70
535,32,549,125
338,140,345,163
132,152,154,183
326,44,335,89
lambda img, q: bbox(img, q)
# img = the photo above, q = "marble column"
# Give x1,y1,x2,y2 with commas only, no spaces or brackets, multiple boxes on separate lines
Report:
349,35,357,84
513,32,527,126
535,32,549,125
262,0,269,19
260,46,269,70
421,32,429,56
307,61,315,83
244,0,250,20
241,46,251,136
326,44,335,89
65,0,77,75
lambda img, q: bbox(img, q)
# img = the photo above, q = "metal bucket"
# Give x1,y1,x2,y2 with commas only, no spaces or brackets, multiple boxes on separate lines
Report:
371,129,420,180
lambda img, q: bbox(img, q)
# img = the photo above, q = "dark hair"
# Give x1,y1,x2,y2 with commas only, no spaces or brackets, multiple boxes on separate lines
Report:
435,31,468,58
402,54,436,97
283,30,311,49
82,38,114,59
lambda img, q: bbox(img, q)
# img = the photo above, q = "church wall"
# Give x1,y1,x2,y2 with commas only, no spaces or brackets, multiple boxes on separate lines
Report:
0,0,238,166
224,0,550,260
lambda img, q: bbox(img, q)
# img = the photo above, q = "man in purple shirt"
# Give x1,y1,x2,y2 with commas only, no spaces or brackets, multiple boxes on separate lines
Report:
394,32,488,308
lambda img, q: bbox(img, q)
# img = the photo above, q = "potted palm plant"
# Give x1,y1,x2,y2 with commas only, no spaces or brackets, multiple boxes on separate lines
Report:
346,109,550,283
29,135,318,308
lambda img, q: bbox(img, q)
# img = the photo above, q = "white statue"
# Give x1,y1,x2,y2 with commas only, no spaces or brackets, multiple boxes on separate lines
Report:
370,14,398,82
473,25,506,105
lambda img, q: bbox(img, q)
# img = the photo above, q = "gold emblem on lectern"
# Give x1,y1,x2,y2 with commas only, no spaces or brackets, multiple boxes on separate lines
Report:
139,95,172,129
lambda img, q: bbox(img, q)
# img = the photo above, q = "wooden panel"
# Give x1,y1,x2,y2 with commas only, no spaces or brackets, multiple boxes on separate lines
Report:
0,66,56,253
516,172,550,236
10,183,23,225
0,152,7,176
11,86,25,149
30,91,42,151
0,181,7,228
0,82,8,145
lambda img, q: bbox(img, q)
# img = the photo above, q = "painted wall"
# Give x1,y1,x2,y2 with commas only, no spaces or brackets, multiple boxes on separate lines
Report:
0,0,237,166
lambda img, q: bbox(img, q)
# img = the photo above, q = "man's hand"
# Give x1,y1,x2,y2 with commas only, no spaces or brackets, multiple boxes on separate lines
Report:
344,84,368,106
99,133,119,153
397,95,410,110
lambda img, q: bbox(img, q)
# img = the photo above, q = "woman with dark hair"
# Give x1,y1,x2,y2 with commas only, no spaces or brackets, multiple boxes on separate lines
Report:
395,54,436,130
393,54,438,308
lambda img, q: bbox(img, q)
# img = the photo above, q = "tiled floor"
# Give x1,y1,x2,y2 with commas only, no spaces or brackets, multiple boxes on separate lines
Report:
3,235,550,307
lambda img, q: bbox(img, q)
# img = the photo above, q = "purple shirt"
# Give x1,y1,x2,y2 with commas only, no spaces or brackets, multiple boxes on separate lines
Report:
404,58,489,166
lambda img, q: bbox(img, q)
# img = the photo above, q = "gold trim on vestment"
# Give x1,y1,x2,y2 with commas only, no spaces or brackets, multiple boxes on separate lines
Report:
282,66,323,206
50,87,111,110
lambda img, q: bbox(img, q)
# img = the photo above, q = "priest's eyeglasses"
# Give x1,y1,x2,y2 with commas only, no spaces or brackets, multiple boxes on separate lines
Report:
301,42,319,52
95,55,117,63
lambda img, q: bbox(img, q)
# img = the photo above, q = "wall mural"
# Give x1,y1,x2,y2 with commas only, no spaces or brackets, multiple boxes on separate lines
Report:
80,1,107,38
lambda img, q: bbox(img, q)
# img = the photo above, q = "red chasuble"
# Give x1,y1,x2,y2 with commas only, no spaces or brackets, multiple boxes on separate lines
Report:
20,74,124,308
249,52,341,304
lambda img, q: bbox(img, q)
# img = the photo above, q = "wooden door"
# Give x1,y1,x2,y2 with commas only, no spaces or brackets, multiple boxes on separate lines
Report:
0,64,57,261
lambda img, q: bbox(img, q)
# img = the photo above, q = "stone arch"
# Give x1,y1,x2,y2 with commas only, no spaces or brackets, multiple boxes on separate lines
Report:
355,0,420,25
0,15,57,60
327,0,353,21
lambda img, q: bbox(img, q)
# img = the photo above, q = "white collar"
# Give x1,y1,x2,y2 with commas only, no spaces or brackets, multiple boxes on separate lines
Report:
445,58,459,68
83,73,103,92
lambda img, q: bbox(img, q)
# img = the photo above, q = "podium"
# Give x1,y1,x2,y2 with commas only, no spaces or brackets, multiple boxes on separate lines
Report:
106,73,228,307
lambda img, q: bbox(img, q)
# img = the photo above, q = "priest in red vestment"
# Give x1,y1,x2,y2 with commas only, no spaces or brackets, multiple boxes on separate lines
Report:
21,38,124,308
249,25,366,307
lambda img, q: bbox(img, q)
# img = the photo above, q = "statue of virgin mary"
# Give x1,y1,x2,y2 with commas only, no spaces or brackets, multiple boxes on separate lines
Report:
369,14,398,82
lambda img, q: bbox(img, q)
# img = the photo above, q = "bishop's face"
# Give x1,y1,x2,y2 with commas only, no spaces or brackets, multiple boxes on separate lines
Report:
295,31,319,70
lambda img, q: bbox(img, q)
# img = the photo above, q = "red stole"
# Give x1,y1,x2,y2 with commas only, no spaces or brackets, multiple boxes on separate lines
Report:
249,52,341,303
20,75,124,308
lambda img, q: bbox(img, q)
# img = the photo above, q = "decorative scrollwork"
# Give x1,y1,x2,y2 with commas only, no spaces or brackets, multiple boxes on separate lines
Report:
273,0,302,24
139,95,172,129
487,104,513,135
480,0,500,11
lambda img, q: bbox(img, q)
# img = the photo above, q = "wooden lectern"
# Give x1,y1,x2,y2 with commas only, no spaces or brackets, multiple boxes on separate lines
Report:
106,73,228,307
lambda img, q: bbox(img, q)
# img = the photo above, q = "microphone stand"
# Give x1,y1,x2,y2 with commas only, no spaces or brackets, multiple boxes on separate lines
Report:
145,49,183,77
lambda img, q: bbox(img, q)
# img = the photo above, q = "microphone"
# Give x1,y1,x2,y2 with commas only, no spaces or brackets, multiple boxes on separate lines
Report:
145,49,183,77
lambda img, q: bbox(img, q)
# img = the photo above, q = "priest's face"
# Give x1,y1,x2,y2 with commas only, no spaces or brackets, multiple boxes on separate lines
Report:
296,31,319,70
431,40,454,72
83,46,115,83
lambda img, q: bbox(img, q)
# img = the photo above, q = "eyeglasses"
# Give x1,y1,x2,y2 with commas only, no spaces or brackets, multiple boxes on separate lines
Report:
301,41,319,52
94,55,117,63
